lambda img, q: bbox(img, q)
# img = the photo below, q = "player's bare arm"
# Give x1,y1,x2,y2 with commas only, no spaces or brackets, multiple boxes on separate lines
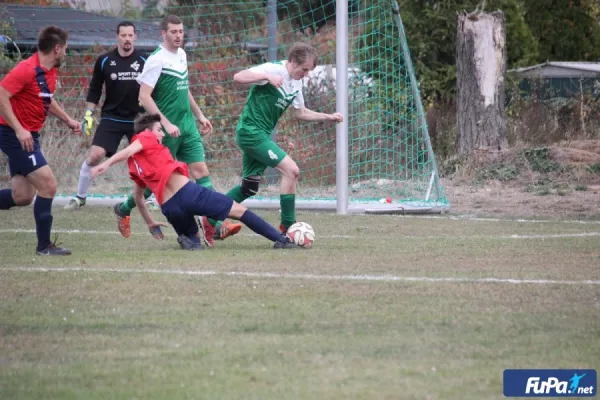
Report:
49,99,81,134
138,83,180,137
233,69,284,88
91,139,143,177
295,107,343,123
187,90,212,134
0,86,33,151
133,183,167,239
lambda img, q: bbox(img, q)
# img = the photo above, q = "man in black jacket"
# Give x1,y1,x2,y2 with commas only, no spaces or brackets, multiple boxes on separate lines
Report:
65,21,147,210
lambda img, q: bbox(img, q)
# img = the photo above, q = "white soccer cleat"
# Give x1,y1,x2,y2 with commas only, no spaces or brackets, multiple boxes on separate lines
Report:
64,196,86,210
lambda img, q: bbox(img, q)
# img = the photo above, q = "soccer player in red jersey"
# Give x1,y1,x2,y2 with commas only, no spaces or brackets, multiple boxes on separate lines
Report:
91,113,300,250
0,26,82,255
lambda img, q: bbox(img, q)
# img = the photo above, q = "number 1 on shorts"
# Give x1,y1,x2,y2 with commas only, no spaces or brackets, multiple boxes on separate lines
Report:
29,154,36,166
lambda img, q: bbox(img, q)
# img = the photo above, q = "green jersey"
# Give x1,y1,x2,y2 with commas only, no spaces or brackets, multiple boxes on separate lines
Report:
237,60,305,134
136,45,191,124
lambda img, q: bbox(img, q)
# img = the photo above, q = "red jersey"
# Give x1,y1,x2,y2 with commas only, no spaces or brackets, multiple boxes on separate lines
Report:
128,130,189,205
0,53,58,132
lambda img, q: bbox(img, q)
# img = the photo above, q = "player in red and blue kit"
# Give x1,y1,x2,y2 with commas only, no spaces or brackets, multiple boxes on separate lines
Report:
91,113,300,250
0,26,82,255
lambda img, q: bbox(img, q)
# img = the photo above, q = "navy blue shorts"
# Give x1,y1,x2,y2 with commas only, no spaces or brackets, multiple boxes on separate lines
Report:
0,125,48,177
161,181,234,237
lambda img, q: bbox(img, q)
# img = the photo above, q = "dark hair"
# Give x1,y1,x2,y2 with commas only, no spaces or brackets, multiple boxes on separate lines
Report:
288,42,318,68
134,113,161,134
161,15,183,31
37,26,68,54
117,21,136,34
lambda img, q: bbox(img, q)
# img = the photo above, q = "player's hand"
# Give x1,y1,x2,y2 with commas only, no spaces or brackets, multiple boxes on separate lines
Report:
164,121,181,138
268,74,284,88
328,112,344,123
81,110,95,136
199,116,213,134
16,128,34,152
148,222,168,240
68,118,82,135
91,163,108,177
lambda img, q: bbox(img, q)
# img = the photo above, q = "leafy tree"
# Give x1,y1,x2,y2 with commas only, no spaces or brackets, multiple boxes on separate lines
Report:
523,0,600,61
0,4,19,73
359,0,538,103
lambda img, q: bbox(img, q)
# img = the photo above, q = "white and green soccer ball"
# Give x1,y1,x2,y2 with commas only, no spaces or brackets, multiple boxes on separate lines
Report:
286,222,315,248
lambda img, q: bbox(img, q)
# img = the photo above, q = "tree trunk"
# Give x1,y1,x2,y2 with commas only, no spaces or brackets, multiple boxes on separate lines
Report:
456,11,508,154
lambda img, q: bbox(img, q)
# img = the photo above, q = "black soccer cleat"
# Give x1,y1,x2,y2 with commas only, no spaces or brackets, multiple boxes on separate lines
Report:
36,234,72,256
273,237,302,249
36,243,72,256
177,235,204,251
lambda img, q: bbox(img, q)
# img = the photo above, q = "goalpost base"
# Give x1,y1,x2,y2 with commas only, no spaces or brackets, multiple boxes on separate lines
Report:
53,195,450,215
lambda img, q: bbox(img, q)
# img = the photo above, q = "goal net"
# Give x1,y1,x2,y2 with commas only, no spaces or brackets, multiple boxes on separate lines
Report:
0,0,448,214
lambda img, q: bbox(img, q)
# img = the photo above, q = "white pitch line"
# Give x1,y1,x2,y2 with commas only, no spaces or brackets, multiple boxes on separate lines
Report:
1,229,599,240
3,266,600,285
402,215,600,225
506,232,600,239
0,229,355,239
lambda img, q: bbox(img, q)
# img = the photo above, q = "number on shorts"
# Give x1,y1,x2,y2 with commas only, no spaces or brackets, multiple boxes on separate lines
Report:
29,154,37,166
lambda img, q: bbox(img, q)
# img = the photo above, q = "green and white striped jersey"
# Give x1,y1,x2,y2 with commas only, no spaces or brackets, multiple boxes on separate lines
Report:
237,60,305,133
136,45,191,123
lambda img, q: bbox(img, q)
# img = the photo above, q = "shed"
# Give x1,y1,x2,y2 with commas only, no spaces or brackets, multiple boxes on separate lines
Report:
508,62,600,99
1,4,267,54
508,62,600,78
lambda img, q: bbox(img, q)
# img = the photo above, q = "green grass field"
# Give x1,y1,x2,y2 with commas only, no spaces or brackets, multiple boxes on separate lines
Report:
1,206,599,399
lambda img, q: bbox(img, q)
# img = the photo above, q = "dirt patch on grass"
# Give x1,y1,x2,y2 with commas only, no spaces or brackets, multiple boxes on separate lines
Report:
443,140,600,219
444,180,600,218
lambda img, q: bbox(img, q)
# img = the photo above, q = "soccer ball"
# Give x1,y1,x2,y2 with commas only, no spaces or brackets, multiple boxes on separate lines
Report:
286,222,315,248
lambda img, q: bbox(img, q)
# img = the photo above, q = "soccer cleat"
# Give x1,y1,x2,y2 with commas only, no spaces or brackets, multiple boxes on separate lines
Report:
214,220,242,241
273,237,302,249
113,203,131,238
177,235,204,251
198,216,215,247
36,235,72,256
36,244,72,255
64,196,86,210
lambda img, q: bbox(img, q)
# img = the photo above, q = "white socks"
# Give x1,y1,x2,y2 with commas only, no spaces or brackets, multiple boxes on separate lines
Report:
76,161,93,199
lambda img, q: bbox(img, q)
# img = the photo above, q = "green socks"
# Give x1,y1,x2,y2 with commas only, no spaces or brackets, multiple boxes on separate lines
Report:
226,184,250,203
280,194,296,229
120,187,153,216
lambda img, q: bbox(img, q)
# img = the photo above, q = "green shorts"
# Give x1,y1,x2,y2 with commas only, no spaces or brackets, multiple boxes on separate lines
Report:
236,126,287,178
161,117,205,164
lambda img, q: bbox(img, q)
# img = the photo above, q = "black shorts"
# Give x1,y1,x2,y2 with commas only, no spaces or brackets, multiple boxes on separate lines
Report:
0,125,48,177
92,118,135,157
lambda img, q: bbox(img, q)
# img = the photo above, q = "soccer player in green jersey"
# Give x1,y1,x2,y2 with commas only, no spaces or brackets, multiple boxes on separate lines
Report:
199,43,343,245
112,15,241,243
